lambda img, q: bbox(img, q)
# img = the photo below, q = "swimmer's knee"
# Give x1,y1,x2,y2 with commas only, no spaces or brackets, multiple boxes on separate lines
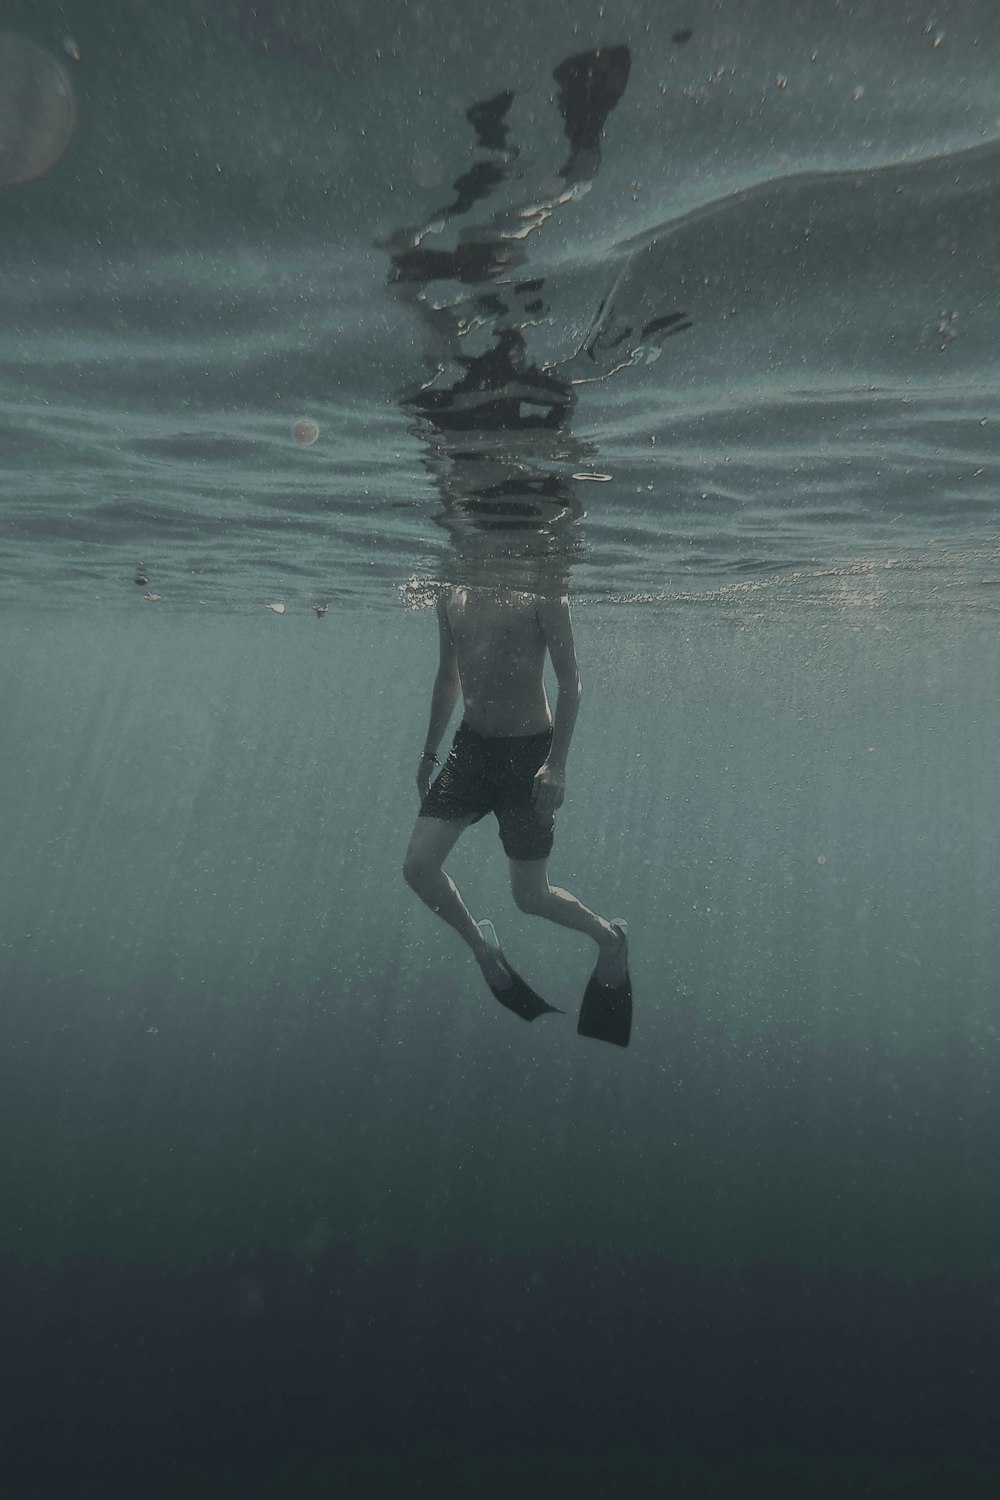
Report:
511,878,550,915
403,841,444,890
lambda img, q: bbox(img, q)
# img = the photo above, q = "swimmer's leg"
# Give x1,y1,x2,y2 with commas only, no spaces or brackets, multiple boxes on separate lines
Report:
403,812,484,955
508,858,619,948
477,919,561,1022
508,861,631,1046
403,816,556,1016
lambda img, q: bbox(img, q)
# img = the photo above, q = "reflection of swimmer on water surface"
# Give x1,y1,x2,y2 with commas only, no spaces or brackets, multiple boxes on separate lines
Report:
383,43,692,419
405,330,574,434
392,51,662,1046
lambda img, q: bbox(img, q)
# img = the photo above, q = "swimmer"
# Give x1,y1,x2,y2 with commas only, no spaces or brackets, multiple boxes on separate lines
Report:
403,585,631,1045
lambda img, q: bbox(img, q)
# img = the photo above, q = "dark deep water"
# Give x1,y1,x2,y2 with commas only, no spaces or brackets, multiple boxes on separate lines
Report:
3,2,1000,1497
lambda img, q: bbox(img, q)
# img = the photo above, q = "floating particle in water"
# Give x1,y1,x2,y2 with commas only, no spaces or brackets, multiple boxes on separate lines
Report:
816,854,826,865
671,28,693,45
313,604,328,618
851,85,864,103
143,592,161,602
293,418,319,446
572,471,612,482
0,33,77,187
935,310,958,349
135,571,149,585
63,37,81,62
774,75,788,91
267,602,286,614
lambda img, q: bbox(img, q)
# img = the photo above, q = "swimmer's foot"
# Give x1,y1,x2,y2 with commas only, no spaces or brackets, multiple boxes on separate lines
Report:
476,920,561,1022
593,920,629,986
578,920,632,1048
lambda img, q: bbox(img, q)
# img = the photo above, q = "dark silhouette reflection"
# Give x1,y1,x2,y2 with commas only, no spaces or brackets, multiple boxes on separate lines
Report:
382,45,690,595
382,46,643,596
402,584,632,1046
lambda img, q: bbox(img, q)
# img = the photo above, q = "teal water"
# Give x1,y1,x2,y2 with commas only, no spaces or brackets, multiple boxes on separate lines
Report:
4,0,1000,608
3,1,1000,1496
3,601,998,1276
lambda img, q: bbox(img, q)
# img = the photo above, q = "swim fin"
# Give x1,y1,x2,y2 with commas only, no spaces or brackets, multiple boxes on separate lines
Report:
477,920,561,1022
577,920,632,1047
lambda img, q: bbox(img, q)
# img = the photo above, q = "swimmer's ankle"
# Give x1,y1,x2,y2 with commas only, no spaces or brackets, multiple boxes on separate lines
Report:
597,921,624,952
475,920,513,991
594,922,628,985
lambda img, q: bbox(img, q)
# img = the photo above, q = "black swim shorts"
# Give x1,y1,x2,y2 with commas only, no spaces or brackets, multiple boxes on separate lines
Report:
419,721,555,861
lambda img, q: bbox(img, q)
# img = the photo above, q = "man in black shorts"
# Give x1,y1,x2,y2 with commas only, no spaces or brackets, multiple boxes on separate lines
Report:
403,585,631,1044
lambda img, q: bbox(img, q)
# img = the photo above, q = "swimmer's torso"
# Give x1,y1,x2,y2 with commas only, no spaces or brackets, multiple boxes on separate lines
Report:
445,586,552,736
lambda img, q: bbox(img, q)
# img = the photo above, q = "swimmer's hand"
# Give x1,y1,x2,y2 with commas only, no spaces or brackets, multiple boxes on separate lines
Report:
532,760,566,813
416,757,435,801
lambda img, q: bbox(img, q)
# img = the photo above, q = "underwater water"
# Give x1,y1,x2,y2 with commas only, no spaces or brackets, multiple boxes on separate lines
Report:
2,2,999,1496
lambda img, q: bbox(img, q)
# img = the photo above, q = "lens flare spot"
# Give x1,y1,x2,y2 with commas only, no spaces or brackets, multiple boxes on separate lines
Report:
0,33,77,187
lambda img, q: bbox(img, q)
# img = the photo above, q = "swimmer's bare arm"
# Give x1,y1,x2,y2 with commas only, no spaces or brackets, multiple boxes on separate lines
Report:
533,596,582,814
417,596,461,799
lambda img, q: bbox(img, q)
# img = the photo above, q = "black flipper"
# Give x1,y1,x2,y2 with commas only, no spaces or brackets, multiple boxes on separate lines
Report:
478,920,561,1022
577,920,632,1047
577,974,632,1046
492,969,562,1022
